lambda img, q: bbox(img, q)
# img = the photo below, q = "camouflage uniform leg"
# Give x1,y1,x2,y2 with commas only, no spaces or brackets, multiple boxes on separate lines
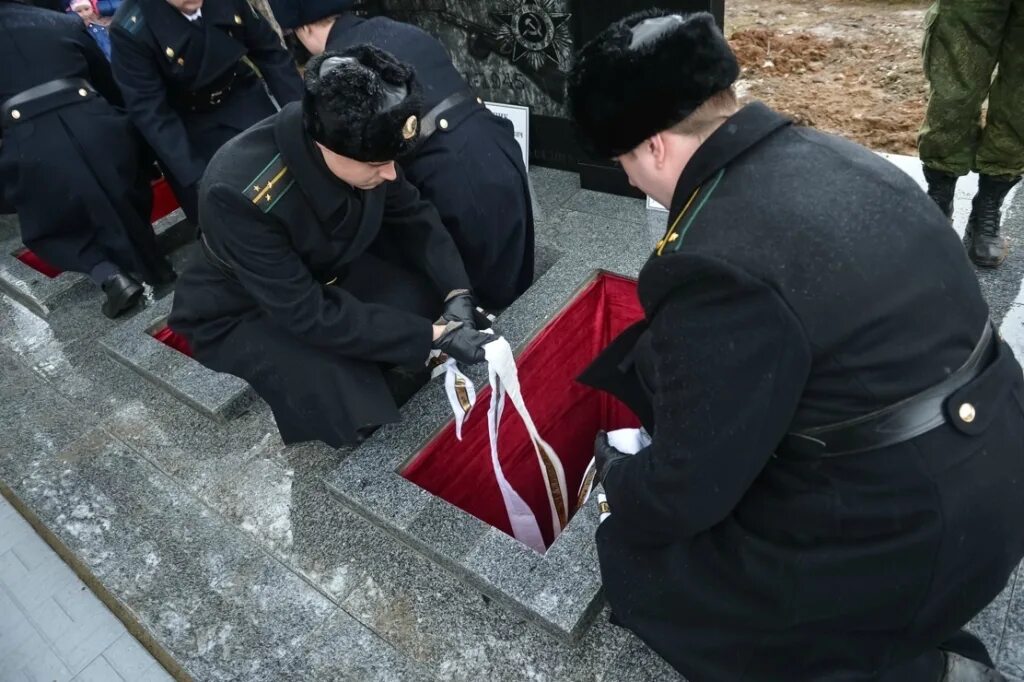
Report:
918,0,1011,176
975,0,1024,178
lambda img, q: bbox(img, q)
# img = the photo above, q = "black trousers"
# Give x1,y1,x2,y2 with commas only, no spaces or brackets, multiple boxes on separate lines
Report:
190,251,441,448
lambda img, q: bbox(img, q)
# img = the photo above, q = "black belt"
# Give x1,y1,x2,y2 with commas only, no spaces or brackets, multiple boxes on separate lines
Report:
1,78,94,126
418,90,478,140
201,233,342,286
177,62,257,113
778,321,997,458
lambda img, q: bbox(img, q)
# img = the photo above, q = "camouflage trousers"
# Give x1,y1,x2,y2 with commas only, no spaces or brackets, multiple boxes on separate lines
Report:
918,0,1024,178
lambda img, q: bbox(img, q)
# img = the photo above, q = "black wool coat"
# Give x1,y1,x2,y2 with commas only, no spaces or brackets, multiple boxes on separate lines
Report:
110,0,302,221
326,13,534,310
169,102,471,447
0,2,163,280
588,103,1024,681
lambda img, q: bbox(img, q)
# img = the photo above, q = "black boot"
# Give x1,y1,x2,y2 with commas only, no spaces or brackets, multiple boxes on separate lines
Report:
940,651,1007,681
923,165,958,219
100,273,143,318
964,174,1021,268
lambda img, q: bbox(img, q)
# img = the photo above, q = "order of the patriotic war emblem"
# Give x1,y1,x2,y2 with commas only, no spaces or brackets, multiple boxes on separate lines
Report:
491,0,571,70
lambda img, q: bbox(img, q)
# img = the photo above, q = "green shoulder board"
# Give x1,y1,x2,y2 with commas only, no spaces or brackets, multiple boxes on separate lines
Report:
243,154,295,214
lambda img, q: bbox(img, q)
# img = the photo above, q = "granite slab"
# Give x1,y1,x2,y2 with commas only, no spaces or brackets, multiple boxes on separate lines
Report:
99,293,256,422
0,231,89,318
325,207,661,643
0,210,193,320
1,160,1023,681
0,427,396,682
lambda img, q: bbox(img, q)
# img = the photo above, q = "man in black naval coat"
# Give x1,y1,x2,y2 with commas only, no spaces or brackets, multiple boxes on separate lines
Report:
264,0,534,310
0,0,174,317
569,11,1024,682
109,0,303,222
169,46,493,447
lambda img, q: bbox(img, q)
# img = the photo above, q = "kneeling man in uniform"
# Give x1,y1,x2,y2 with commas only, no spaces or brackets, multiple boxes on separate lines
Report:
571,11,1024,682
169,46,492,447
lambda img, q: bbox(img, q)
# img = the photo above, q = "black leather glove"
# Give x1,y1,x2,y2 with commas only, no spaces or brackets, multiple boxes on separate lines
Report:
594,430,630,484
442,289,477,328
433,321,492,365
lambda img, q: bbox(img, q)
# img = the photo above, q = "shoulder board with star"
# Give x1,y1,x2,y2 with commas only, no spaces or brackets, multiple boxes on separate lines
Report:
243,154,294,214
115,0,144,34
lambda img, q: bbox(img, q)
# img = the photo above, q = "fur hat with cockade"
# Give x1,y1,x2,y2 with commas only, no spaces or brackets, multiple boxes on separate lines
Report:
568,9,740,158
303,45,424,162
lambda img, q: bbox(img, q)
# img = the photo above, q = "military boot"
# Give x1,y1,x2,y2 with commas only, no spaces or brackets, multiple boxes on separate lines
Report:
923,165,958,219
940,652,1007,681
964,174,1021,268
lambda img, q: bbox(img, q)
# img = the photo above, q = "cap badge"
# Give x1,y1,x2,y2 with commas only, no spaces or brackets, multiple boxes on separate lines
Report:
402,115,418,140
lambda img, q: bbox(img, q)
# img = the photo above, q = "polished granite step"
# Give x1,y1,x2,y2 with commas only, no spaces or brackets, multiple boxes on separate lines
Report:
0,163,1022,680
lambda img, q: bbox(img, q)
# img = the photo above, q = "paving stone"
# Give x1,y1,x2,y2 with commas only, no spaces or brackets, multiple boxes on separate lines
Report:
72,654,124,682
101,633,169,682
0,624,74,682
31,582,126,675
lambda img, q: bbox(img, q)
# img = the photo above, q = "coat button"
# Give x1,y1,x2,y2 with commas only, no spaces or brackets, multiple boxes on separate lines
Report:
958,402,976,423
439,118,449,130
10,109,20,120
78,88,88,97
165,47,174,58
476,97,483,104
234,13,242,23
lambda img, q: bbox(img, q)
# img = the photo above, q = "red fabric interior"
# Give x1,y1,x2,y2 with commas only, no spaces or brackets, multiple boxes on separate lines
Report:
151,324,193,357
403,272,644,550
14,248,62,278
150,178,179,223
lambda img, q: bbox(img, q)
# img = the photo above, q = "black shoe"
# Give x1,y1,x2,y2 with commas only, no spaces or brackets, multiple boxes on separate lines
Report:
941,652,1007,681
923,165,958,220
100,273,143,318
964,174,1021,268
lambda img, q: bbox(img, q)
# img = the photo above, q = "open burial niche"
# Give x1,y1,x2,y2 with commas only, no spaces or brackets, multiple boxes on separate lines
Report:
404,272,643,550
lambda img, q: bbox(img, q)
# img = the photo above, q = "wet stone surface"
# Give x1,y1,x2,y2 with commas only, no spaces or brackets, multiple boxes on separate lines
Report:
0,162,1022,679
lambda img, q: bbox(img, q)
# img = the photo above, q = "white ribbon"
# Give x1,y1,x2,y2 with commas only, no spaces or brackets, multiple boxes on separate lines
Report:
430,335,569,552
576,427,651,508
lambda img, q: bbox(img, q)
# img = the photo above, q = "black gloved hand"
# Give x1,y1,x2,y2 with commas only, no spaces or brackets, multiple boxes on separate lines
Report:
594,430,630,484
433,320,492,365
442,289,477,329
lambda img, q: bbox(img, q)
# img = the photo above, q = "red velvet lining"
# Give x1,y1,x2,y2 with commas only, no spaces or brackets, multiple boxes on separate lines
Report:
150,324,193,357
13,248,62,278
149,178,179,223
403,272,644,550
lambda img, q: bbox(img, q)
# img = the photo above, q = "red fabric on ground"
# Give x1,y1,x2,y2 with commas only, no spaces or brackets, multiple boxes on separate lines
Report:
14,249,62,278
150,178,179,223
151,324,193,357
403,272,644,550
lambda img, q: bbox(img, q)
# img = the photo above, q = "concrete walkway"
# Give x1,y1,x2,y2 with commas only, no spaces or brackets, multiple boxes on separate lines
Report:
0,495,172,682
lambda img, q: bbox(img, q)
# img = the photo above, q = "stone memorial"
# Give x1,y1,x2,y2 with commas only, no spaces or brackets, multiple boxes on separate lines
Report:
362,0,725,196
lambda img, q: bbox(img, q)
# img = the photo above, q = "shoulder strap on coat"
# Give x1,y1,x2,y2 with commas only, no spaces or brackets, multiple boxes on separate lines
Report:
243,153,295,214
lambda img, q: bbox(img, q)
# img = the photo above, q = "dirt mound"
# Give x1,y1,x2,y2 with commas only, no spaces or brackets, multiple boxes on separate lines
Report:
730,28,837,77
728,24,928,155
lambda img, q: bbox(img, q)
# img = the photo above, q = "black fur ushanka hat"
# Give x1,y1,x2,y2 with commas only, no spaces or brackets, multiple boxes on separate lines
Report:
568,10,740,158
303,46,424,162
